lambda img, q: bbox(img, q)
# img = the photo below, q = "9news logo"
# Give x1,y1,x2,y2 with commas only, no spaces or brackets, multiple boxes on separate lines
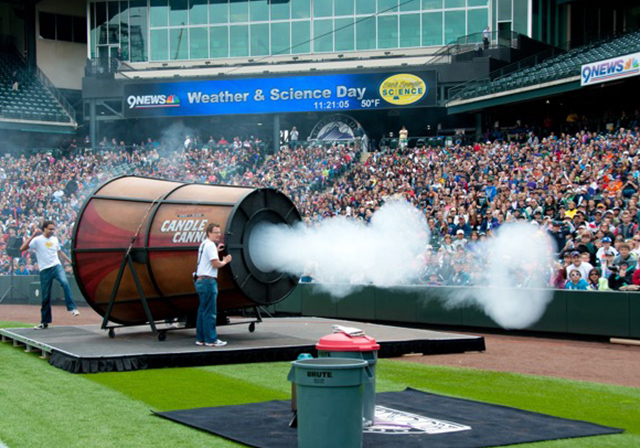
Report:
127,94,181,109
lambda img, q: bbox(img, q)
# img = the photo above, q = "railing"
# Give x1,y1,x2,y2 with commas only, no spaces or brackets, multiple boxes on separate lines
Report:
379,135,447,149
456,30,520,49
0,110,74,124
426,31,523,67
424,41,462,65
33,65,77,124
85,57,120,78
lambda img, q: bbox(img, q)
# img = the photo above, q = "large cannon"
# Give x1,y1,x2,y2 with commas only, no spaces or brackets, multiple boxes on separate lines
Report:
71,176,301,338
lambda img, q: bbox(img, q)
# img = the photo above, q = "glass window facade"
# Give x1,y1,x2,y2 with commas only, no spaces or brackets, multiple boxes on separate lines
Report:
89,0,503,62
335,18,354,51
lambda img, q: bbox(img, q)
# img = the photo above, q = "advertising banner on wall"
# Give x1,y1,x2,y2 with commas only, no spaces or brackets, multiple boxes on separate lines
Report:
581,52,640,87
123,71,437,118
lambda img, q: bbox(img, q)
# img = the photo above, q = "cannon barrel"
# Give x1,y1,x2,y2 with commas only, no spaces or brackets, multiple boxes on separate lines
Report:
71,176,301,325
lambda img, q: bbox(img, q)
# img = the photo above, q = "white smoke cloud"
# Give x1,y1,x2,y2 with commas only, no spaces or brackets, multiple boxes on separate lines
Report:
159,121,195,153
250,202,555,329
443,223,555,329
250,199,429,297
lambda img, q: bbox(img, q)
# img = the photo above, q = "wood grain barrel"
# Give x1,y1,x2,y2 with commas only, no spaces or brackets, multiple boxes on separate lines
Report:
71,176,301,325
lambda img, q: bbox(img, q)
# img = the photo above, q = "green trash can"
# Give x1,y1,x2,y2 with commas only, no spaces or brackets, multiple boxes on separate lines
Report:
316,333,380,426
288,358,371,448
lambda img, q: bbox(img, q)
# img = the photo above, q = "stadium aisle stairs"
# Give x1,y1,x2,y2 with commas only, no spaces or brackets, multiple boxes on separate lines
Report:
0,51,72,123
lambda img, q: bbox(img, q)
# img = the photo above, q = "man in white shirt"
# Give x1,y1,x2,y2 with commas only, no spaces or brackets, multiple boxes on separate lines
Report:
289,126,299,147
20,220,79,329
566,250,594,280
194,223,232,347
482,26,491,49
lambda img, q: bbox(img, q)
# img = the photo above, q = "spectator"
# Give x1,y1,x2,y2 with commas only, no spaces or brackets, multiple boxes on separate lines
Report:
616,210,637,239
565,270,589,290
448,261,470,286
630,235,640,258
11,69,19,91
441,234,455,254
482,26,491,50
547,220,569,255
551,261,567,289
566,250,594,280
631,264,640,288
399,126,408,149
608,262,634,290
290,126,299,147
612,243,637,273
599,249,617,279
596,236,618,266
452,229,468,249
587,268,609,290
576,231,597,265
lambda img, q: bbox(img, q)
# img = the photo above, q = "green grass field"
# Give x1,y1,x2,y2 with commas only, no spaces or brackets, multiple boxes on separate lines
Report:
1,319,638,448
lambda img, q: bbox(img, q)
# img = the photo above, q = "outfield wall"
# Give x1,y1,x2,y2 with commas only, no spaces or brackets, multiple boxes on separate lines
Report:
2,277,638,339
271,284,640,339
0,275,85,307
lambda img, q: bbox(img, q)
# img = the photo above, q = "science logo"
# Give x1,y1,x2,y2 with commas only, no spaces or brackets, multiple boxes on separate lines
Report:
581,54,640,86
379,74,427,105
126,94,181,109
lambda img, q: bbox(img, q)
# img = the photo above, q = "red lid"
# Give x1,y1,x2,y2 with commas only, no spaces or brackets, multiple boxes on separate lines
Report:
316,333,380,352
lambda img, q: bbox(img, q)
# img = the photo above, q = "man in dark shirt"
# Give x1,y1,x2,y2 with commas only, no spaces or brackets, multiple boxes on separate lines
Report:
547,221,569,255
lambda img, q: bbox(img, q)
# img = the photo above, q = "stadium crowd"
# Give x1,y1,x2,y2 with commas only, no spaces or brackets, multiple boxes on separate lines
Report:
3,115,640,291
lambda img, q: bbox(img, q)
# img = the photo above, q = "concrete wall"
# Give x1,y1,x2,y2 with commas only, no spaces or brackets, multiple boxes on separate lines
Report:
35,0,86,90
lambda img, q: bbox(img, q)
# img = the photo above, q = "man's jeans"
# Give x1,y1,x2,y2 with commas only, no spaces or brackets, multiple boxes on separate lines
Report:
195,278,218,343
40,264,77,324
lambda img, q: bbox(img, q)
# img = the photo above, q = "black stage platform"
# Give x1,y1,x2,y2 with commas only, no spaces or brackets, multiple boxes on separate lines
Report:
0,317,485,373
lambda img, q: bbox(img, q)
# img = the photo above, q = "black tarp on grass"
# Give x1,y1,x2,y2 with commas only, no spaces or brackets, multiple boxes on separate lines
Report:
156,388,623,448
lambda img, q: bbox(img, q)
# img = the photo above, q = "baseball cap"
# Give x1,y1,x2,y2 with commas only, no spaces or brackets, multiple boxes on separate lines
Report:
456,229,465,235
571,250,581,257
603,237,612,243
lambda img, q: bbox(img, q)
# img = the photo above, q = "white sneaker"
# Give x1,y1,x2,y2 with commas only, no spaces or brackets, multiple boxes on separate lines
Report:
205,339,227,347
71,309,80,317
34,323,48,330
